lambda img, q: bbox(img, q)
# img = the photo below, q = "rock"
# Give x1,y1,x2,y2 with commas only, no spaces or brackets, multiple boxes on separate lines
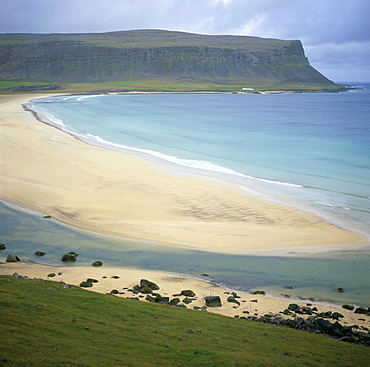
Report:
140,279,159,290
181,290,196,297
169,298,180,306
111,276,120,279
183,297,193,304
205,296,222,307
61,252,78,262
92,261,103,267
287,303,300,312
331,312,344,320
110,289,119,294
140,286,153,294
354,306,369,315
252,290,265,295
47,273,56,278
155,297,170,305
86,278,99,283
145,295,156,303
43,215,51,218
342,304,355,311
337,287,344,293
79,281,93,287
227,296,240,305
6,255,20,262
0,243,6,250
35,251,45,256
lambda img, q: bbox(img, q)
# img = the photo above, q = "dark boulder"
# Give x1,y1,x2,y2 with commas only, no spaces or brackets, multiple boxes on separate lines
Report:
252,290,265,295
35,251,45,256
181,290,196,297
92,261,103,267
145,295,157,303
342,304,355,311
6,255,20,262
86,278,99,283
169,298,180,306
0,243,6,250
354,306,370,315
183,297,193,304
47,273,56,278
110,289,119,294
155,297,170,305
79,281,93,288
140,279,159,290
61,252,78,262
205,296,222,307
288,304,300,312
140,286,153,294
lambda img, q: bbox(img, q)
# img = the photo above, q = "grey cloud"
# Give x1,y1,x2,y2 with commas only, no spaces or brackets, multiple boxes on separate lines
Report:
0,0,369,81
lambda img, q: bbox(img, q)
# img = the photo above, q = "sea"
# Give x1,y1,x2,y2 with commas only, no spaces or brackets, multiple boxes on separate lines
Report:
1,83,370,305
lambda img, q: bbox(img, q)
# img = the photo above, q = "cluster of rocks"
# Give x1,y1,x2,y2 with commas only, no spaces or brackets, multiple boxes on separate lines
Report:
240,303,370,347
1,242,103,267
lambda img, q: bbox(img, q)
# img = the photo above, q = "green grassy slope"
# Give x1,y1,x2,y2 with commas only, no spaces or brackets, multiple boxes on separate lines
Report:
1,275,369,367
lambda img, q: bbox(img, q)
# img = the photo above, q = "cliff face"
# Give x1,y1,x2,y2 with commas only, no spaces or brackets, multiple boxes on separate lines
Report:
0,30,333,84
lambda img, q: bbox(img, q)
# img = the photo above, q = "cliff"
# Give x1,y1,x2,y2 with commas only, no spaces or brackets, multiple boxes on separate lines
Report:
0,29,334,85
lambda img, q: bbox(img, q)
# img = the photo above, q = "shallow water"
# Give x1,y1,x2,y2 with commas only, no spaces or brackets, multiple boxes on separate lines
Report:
1,201,369,305
29,84,370,235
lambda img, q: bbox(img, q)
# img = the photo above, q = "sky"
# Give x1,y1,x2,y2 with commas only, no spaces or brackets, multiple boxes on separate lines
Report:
1,0,369,82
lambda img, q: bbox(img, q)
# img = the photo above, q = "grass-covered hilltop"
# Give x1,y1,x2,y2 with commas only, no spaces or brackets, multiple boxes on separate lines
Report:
0,29,345,93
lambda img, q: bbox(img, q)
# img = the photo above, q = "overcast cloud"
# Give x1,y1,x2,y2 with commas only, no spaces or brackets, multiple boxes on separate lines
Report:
1,0,369,82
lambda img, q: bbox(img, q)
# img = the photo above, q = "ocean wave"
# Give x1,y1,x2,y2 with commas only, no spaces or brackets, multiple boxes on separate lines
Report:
85,133,303,188
30,104,67,127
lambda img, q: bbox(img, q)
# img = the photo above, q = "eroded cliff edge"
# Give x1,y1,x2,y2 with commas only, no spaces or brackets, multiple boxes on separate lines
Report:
0,29,335,86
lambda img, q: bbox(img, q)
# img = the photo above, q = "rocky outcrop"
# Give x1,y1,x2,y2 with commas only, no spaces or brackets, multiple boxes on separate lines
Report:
0,30,334,85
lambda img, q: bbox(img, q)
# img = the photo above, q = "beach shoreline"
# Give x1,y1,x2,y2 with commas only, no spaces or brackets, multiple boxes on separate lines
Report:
1,260,369,330
0,93,367,254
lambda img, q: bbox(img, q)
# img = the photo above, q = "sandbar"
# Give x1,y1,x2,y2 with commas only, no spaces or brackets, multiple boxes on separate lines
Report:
0,94,366,253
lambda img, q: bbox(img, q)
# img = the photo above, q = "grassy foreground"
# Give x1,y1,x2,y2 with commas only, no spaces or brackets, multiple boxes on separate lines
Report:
1,275,369,367
0,78,346,94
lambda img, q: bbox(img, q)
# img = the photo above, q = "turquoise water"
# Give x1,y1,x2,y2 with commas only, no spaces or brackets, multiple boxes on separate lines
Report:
29,84,370,235
1,201,369,305
1,84,369,305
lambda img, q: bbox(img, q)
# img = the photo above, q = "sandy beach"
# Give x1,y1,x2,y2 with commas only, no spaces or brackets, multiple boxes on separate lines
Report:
1,260,368,330
0,94,366,253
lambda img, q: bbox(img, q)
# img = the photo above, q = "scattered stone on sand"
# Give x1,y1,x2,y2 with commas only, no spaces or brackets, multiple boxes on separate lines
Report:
252,290,266,295
140,279,159,290
227,296,240,306
6,255,20,262
47,273,56,278
43,215,51,219
86,278,99,283
205,296,222,307
342,304,355,311
92,261,103,267
181,289,196,297
79,281,93,288
61,252,78,262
